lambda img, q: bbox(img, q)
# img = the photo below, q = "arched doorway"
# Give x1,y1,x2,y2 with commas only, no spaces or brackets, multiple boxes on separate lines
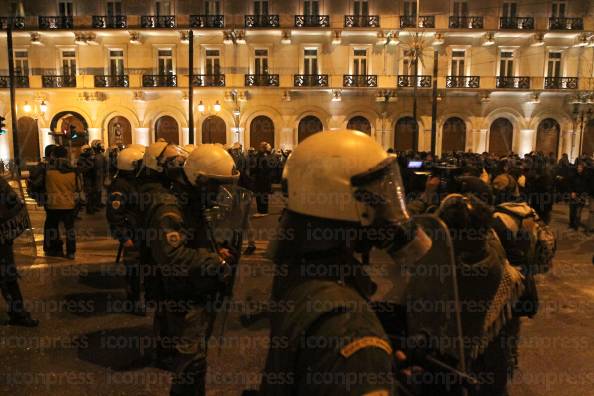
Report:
250,115,275,148
347,116,372,135
489,118,514,156
298,115,323,143
49,111,89,157
202,115,227,144
394,117,416,151
16,117,40,165
107,116,132,147
583,119,594,157
442,117,466,153
155,115,179,144
536,118,560,156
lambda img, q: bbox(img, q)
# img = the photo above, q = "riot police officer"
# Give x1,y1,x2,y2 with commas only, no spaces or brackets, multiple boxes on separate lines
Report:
0,177,38,327
145,143,239,395
261,130,431,395
77,144,96,214
91,140,107,211
106,146,145,314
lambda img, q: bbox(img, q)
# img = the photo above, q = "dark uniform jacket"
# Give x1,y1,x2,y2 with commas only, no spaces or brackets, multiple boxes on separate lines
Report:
106,173,139,244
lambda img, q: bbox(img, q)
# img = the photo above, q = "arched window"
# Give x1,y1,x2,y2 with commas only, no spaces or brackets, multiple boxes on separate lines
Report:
536,118,560,156
489,118,514,156
107,116,132,147
442,117,466,153
250,116,275,148
298,115,323,143
155,116,179,144
347,116,371,135
202,115,227,144
394,117,416,151
17,116,40,165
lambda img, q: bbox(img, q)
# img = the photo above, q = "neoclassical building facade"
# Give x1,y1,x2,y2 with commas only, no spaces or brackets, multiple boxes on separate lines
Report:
1,0,594,165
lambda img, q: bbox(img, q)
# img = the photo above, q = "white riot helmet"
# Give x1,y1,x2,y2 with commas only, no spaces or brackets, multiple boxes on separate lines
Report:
127,144,146,154
183,144,239,186
117,147,144,172
183,144,197,153
80,144,91,153
142,141,189,173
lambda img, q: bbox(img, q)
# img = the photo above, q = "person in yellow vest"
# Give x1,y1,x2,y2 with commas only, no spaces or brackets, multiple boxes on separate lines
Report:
44,145,80,259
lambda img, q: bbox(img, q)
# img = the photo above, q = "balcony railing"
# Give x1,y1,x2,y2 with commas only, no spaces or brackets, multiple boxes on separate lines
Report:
142,74,177,87
94,75,129,88
245,74,280,87
446,76,480,88
549,17,583,30
544,77,578,89
190,15,224,28
343,75,378,87
0,76,29,88
449,16,483,29
0,16,25,29
141,15,176,28
295,15,330,27
398,75,432,88
42,75,76,88
499,16,534,30
191,74,226,87
344,15,380,28
400,15,435,28
92,15,127,28
496,76,531,89
245,15,280,28
39,16,73,29
294,74,329,87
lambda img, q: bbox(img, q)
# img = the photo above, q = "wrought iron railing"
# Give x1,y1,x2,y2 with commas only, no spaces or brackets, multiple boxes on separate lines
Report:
399,15,435,28
544,77,578,89
398,75,432,88
0,76,29,88
0,16,25,29
294,74,329,87
94,75,129,88
496,76,531,89
141,15,176,28
446,76,480,88
42,75,76,88
548,17,583,30
39,16,73,29
499,16,534,30
190,15,224,28
92,15,127,28
344,15,380,28
190,74,226,87
449,16,483,29
245,74,280,86
295,15,330,27
343,75,378,87
245,15,280,28
142,74,177,87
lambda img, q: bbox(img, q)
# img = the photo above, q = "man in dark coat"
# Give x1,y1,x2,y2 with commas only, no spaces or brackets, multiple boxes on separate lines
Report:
252,142,273,216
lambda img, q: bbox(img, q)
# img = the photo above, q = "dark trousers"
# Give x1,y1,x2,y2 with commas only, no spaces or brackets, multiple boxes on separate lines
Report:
44,209,76,255
0,242,27,318
569,200,584,229
256,193,269,214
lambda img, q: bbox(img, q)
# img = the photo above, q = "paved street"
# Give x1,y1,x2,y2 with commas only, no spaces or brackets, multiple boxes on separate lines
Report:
0,190,593,395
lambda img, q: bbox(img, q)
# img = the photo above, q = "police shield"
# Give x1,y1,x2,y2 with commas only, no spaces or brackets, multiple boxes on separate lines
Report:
404,214,466,368
207,185,253,254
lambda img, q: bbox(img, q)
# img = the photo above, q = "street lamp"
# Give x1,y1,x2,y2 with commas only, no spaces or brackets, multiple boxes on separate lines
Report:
197,100,205,113
23,101,31,113
214,101,221,112
39,100,47,114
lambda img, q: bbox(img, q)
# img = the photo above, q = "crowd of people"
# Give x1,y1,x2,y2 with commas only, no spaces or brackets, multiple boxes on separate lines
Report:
0,130,591,395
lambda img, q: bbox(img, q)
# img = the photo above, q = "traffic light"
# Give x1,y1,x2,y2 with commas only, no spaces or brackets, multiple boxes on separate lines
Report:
0,116,6,136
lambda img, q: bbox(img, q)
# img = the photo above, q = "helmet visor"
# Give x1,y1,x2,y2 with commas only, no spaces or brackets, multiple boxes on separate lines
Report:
351,156,410,227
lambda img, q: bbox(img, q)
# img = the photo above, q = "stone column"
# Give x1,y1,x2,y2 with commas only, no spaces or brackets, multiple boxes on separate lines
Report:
134,127,150,146
518,129,536,157
473,129,487,153
87,127,102,144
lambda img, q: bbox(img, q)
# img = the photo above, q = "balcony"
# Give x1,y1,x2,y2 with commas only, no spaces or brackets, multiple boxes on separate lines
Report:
344,15,380,28
446,76,480,88
398,75,432,88
499,16,534,30
295,15,330,28
294,74,329,87
38,16,73,29
449,16,483,29
142,74,177,87
190,74,226,87
92,15,127,29
245,15,280,28
343,75,378,88
496,76,531,89
190,15,224,28
0,76,29,88
544,77,578,89
141,15,176,28
42,75,76,88
245,74,279,87
400,15,435,29
94,75,129,88
549,17,583,30
0,16,25,29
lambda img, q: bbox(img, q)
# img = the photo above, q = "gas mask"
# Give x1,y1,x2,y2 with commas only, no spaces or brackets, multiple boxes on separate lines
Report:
351,156,432,264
